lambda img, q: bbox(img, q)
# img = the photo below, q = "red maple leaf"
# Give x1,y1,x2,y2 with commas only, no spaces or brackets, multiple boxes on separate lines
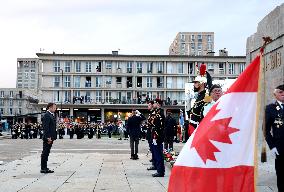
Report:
191,104,239,164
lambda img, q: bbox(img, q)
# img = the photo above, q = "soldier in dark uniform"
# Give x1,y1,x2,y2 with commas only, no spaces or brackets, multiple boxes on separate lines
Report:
164,109,177,151
87,124,94,139
265,84,284,192
58,123,64,139
151,98,165,177
69,124,74,139
188,75,207,135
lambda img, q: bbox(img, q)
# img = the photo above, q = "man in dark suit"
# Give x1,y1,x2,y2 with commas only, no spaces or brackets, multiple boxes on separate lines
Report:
127,109,146,160
41,103,57,173
265,84,284,192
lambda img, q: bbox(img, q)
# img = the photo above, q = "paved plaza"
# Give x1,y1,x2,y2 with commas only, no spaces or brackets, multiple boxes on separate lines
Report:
0,135,278,191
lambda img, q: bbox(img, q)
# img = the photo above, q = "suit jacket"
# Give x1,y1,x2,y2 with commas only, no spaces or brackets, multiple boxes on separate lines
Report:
265,101,284,155
164,116,177,140
127,114,146,138
42,111,57,141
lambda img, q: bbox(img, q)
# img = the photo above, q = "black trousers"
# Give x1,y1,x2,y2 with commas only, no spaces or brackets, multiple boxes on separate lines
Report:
130,136,139,156
41,140,52,170
153,143,165,175
164,140,173,151
276,155,283,192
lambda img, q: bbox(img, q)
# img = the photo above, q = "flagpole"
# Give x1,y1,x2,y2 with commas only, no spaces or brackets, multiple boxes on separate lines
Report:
253,37,271,192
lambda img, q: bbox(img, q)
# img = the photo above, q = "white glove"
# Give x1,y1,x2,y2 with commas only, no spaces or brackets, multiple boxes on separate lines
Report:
135,110,141,116
153,139,157,146
271,147,279,158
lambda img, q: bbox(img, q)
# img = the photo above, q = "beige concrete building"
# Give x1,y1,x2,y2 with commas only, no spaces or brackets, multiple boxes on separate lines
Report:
169,32,214,56
0,89,39,125
36,52,245,122
16,58,39,90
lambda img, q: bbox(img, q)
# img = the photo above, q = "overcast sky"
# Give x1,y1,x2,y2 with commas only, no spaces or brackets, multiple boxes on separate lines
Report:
0,0,282,88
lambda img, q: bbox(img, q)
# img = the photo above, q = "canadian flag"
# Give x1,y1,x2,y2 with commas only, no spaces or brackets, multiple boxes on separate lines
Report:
168,55,261,192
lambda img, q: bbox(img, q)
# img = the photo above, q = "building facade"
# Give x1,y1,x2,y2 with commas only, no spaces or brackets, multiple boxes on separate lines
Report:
169,32,214,56
0,89,39,125
16,58,39,90
36,53,245,123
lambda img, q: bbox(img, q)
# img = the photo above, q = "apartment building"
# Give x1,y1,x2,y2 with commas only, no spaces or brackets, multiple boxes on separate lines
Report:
169,32,214,56
16,58,39,90
0,89,39,124
36,52,245,123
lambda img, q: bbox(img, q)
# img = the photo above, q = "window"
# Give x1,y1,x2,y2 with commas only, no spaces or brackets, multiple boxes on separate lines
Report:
65,61,71,72
177,63,183,73
9,99,13,106
24,62,29,68
207,63,214,73
30,72,35,80
74,90,80,97
219,63,225,74
75,61,81,72
137,77,142,88
86,91,91,102
74,76,81,88
64,91,71,103
228,63,235,74
85,62,92,72
9,108,13,115
116,77,122,84
207,35,212,42
116,62,121,69
167,77,173,88
18,108,22,115
177,77,184,89
126,92,132,101
146,77,152,88
198,43,202,50
167,63,173,73
0,91,4,98
105,91,112,103
96,62,102,72
31,62,36,68
0,108,4,115
157,77,163,88
25,71,29,79
85,77,91,88
137,62,142,73
54,61,60,72
127,77,132,88
64,76,71,87
191,43,195,51
191,34,195,41
127,62,132,73
54,76,60,87
0,99,4,106
106,61,112,69
9,91,13,98
180,34,185,41
106,76,112,85
207,43,213,51
95,91,102,102
157,62,163,73
18,100,22,107
239,63,245,73
147,62,153,73
54,91,60,102
95,77,101,87
181,43,185,50
198,34,202,42
146,92,152,100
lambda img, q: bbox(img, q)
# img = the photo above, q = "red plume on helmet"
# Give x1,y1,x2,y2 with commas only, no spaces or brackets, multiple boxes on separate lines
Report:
200,63,206,76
